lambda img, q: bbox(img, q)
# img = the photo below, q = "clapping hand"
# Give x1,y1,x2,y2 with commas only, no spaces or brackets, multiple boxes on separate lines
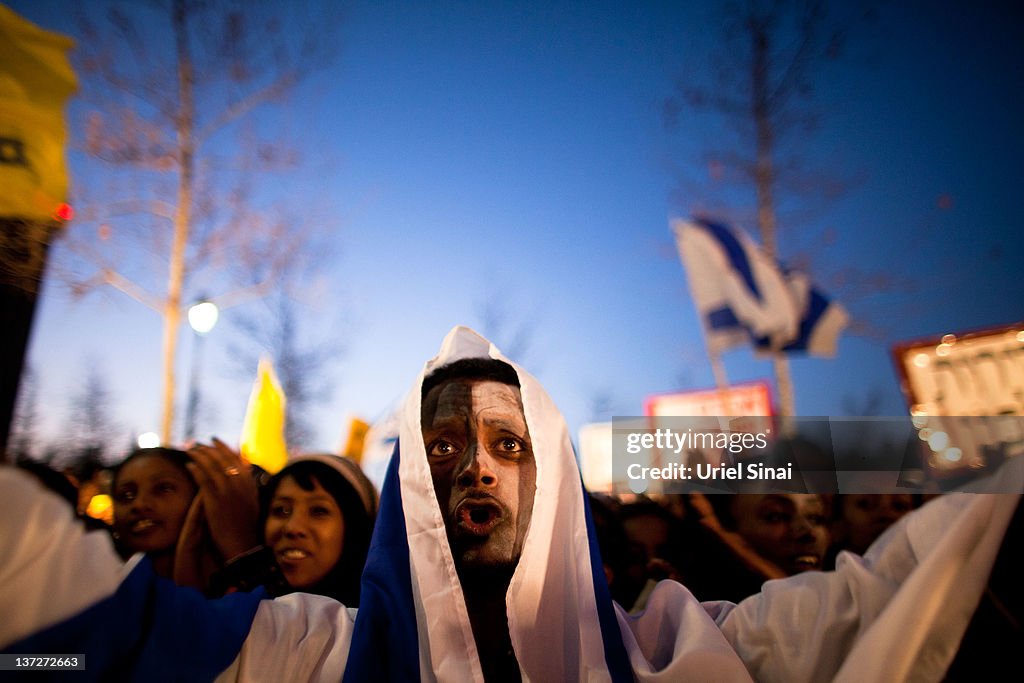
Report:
185,438,262,562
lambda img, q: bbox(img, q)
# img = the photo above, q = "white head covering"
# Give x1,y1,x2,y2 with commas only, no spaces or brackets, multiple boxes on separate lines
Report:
281,453,378,519
345,326,632,682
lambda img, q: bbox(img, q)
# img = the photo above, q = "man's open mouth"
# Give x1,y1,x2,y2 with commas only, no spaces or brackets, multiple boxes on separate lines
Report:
454,499,504,536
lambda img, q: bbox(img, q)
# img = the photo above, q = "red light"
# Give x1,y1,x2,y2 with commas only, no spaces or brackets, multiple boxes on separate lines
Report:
54,203,74,221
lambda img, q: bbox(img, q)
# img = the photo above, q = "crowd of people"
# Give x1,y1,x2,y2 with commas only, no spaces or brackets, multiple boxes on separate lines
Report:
1,326,1020,681
593,490,922,608
15,436,922,612
20,442,380,606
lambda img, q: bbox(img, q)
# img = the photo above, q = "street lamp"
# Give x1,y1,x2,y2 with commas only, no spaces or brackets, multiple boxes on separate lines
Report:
137,432,161,449
184,298,219,441
188,300,219,335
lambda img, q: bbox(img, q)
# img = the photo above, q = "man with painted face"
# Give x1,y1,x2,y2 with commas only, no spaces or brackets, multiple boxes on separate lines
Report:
419,359,536,681
421,359,535,573
1,326,1023,683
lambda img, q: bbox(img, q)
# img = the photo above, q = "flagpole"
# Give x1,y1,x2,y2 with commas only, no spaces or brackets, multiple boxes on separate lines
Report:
712,352,739,418
691,317,742,471
696,318,737,418
772,353,796,437
709,351,730,393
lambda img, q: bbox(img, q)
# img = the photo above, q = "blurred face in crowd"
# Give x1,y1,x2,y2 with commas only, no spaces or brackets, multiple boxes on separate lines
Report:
113,453,197,555
623,513,671,565
730,493,829,575
264,475,346,590
422,378,537,572
840,494,915,554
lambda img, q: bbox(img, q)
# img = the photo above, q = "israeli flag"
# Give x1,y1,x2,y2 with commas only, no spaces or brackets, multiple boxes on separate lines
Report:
673,217,848,357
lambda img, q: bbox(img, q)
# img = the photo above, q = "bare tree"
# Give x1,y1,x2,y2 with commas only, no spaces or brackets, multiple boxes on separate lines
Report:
474,296,538,368
56,0,341,443
8,364,40,463
664,0,876,416
64,362,120,466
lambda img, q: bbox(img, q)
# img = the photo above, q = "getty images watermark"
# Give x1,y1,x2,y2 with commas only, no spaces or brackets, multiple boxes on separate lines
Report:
624,426,790,483
610,416,1024,495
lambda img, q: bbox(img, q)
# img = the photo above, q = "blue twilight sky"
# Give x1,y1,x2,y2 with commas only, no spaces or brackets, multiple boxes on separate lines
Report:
7,0,1023,461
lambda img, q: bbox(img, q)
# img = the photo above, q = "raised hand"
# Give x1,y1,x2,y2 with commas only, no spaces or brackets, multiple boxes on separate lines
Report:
187,438,262,561
687,493,787,581
173,495,217,589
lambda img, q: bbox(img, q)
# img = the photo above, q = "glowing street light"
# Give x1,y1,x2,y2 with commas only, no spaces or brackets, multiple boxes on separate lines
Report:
138,432,161,449
188,300,219,335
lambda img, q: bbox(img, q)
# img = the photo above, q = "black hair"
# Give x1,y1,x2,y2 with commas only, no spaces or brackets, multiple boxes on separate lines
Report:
588,493,633,605
707,494,740,530
112,447,195,491
709,492,833,532
261,460,375,606
619,499,687,564
69,447,106,483
421,357,520,401
18,460,79,509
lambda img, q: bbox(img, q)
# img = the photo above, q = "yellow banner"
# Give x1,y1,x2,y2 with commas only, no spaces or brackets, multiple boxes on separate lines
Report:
239,358,288,475
341,416,371,464
0,4,77,220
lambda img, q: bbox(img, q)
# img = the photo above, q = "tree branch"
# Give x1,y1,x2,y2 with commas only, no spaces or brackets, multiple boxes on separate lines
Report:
211,279,279,311
196,71,298,144
767,0,829,112
99,199,178,222
101,269,163,312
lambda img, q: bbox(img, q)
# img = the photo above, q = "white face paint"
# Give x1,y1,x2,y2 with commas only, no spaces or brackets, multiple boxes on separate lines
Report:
421,379,536,571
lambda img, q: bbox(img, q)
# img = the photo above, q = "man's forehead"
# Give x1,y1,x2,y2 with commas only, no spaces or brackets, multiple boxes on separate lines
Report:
422,378,525,420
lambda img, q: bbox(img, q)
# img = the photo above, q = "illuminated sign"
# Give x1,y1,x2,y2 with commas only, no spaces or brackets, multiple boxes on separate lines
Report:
893,323,1024,474
643,381,773,417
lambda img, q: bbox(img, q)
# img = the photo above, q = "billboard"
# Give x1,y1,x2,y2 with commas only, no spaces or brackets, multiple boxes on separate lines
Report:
579,384,775,493
643,381,773,418
893,322,1024,476
578,422,614,493
619,382,775,492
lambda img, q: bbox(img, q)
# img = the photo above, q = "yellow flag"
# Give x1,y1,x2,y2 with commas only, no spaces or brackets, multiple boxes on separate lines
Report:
340,416,371,464
239,358,288,474
0,5,78,220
